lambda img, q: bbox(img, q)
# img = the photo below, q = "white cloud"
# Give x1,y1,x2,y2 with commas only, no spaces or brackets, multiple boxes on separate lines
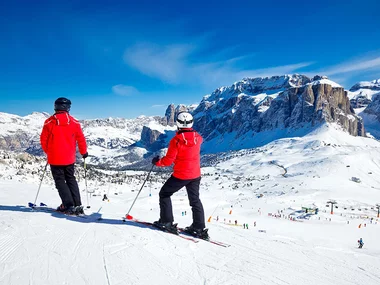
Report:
150,104,166,108
112,84,139,96
307,53,380,88
124,43,194,84
320,55,380,76
123,42,313,88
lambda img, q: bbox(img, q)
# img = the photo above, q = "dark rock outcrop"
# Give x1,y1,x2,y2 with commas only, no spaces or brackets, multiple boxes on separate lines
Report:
364,94,380,122
140,126,163,147
192,75,365,145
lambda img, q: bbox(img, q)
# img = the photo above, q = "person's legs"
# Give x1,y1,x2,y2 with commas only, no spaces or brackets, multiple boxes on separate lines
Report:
50,165,74,208
63,164,82,206
159,176,187,223
185,177,205,229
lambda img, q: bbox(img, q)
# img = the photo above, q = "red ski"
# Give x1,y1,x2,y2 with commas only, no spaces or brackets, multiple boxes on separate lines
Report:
122,217,199,243
178,227,231,247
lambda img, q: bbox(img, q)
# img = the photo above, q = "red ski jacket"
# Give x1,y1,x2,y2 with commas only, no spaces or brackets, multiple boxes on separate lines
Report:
155,129,202,180
40,111,87,165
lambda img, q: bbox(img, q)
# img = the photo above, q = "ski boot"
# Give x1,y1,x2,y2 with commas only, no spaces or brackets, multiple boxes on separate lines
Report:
74,206,85,215
153,220,179,235
56,204,76,215
56,204,66,212
183,224,210,240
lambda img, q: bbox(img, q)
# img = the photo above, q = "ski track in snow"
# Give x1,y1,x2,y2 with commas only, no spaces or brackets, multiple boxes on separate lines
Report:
102,244,111,285
0,234,23,264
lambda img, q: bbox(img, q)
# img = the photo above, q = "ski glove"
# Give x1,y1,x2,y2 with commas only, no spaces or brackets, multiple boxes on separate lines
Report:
82,152,89,159
152,156,160,165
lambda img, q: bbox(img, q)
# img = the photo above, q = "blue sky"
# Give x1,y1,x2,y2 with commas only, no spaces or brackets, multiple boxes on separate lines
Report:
1,0,380,119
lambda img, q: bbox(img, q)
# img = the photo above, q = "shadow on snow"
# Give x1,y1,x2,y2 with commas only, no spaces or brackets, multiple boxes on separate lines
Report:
0,204,161,232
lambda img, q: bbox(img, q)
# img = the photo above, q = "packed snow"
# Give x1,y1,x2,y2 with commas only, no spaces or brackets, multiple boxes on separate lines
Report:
1,123,380,285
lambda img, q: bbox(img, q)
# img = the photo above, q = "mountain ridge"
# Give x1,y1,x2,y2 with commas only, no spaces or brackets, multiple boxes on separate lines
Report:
1,74,379,169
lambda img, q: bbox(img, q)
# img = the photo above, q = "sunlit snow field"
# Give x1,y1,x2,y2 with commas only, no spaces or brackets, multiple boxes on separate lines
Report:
1,125,380,285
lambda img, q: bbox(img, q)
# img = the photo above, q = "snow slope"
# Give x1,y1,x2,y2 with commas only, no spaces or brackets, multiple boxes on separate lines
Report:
1,124,380,285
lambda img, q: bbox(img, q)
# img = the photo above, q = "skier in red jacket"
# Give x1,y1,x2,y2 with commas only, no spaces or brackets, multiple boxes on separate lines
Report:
152,112,209,240
40,97,88,214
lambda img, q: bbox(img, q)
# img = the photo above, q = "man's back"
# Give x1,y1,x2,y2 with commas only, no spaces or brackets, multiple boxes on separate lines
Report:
156,129,202,180
40,112,86,165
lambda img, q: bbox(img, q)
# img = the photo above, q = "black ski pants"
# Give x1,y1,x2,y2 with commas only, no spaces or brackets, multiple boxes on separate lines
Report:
159,175,205,229
50,164,81,208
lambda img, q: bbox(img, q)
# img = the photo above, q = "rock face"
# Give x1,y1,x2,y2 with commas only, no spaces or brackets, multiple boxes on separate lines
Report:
350,96,372,109
139,126,164,148
278,83,364,136
162,104,190,126
192,75,364,149
140,103,195,150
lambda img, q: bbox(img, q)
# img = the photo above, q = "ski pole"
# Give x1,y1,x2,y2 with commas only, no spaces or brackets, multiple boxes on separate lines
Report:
125,164,154,220
32,162,48,207
84,159,91,209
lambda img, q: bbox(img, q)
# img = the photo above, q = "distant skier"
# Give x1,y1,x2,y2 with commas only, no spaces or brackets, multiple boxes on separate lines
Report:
40,97,88,215
358,238,364,248
102,194,108,201
151,112,209,240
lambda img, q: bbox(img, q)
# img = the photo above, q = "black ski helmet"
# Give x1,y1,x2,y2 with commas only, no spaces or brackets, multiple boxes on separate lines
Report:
54,97,71,112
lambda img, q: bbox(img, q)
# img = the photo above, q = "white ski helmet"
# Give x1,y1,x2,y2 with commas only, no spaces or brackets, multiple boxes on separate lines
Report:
176,112,194,128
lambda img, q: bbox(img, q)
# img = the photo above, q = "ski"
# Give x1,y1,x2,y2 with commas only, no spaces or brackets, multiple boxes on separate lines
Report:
178,227,231,247
28,202,94,220
122,217,199,243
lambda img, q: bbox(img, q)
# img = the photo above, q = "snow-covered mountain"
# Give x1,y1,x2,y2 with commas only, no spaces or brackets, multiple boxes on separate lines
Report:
358,94,380,139
0,74,374,169
0,112,176,168
0,112,49,155
190,74,363,153
347,79,380,139
348,79,380,108
82,116,176,167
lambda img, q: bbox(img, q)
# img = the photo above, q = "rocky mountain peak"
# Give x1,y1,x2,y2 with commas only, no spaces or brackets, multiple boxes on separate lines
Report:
162,103,194,126
348,79,380,109
349,79,380,92
192,74,363,152
205,74,311,104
